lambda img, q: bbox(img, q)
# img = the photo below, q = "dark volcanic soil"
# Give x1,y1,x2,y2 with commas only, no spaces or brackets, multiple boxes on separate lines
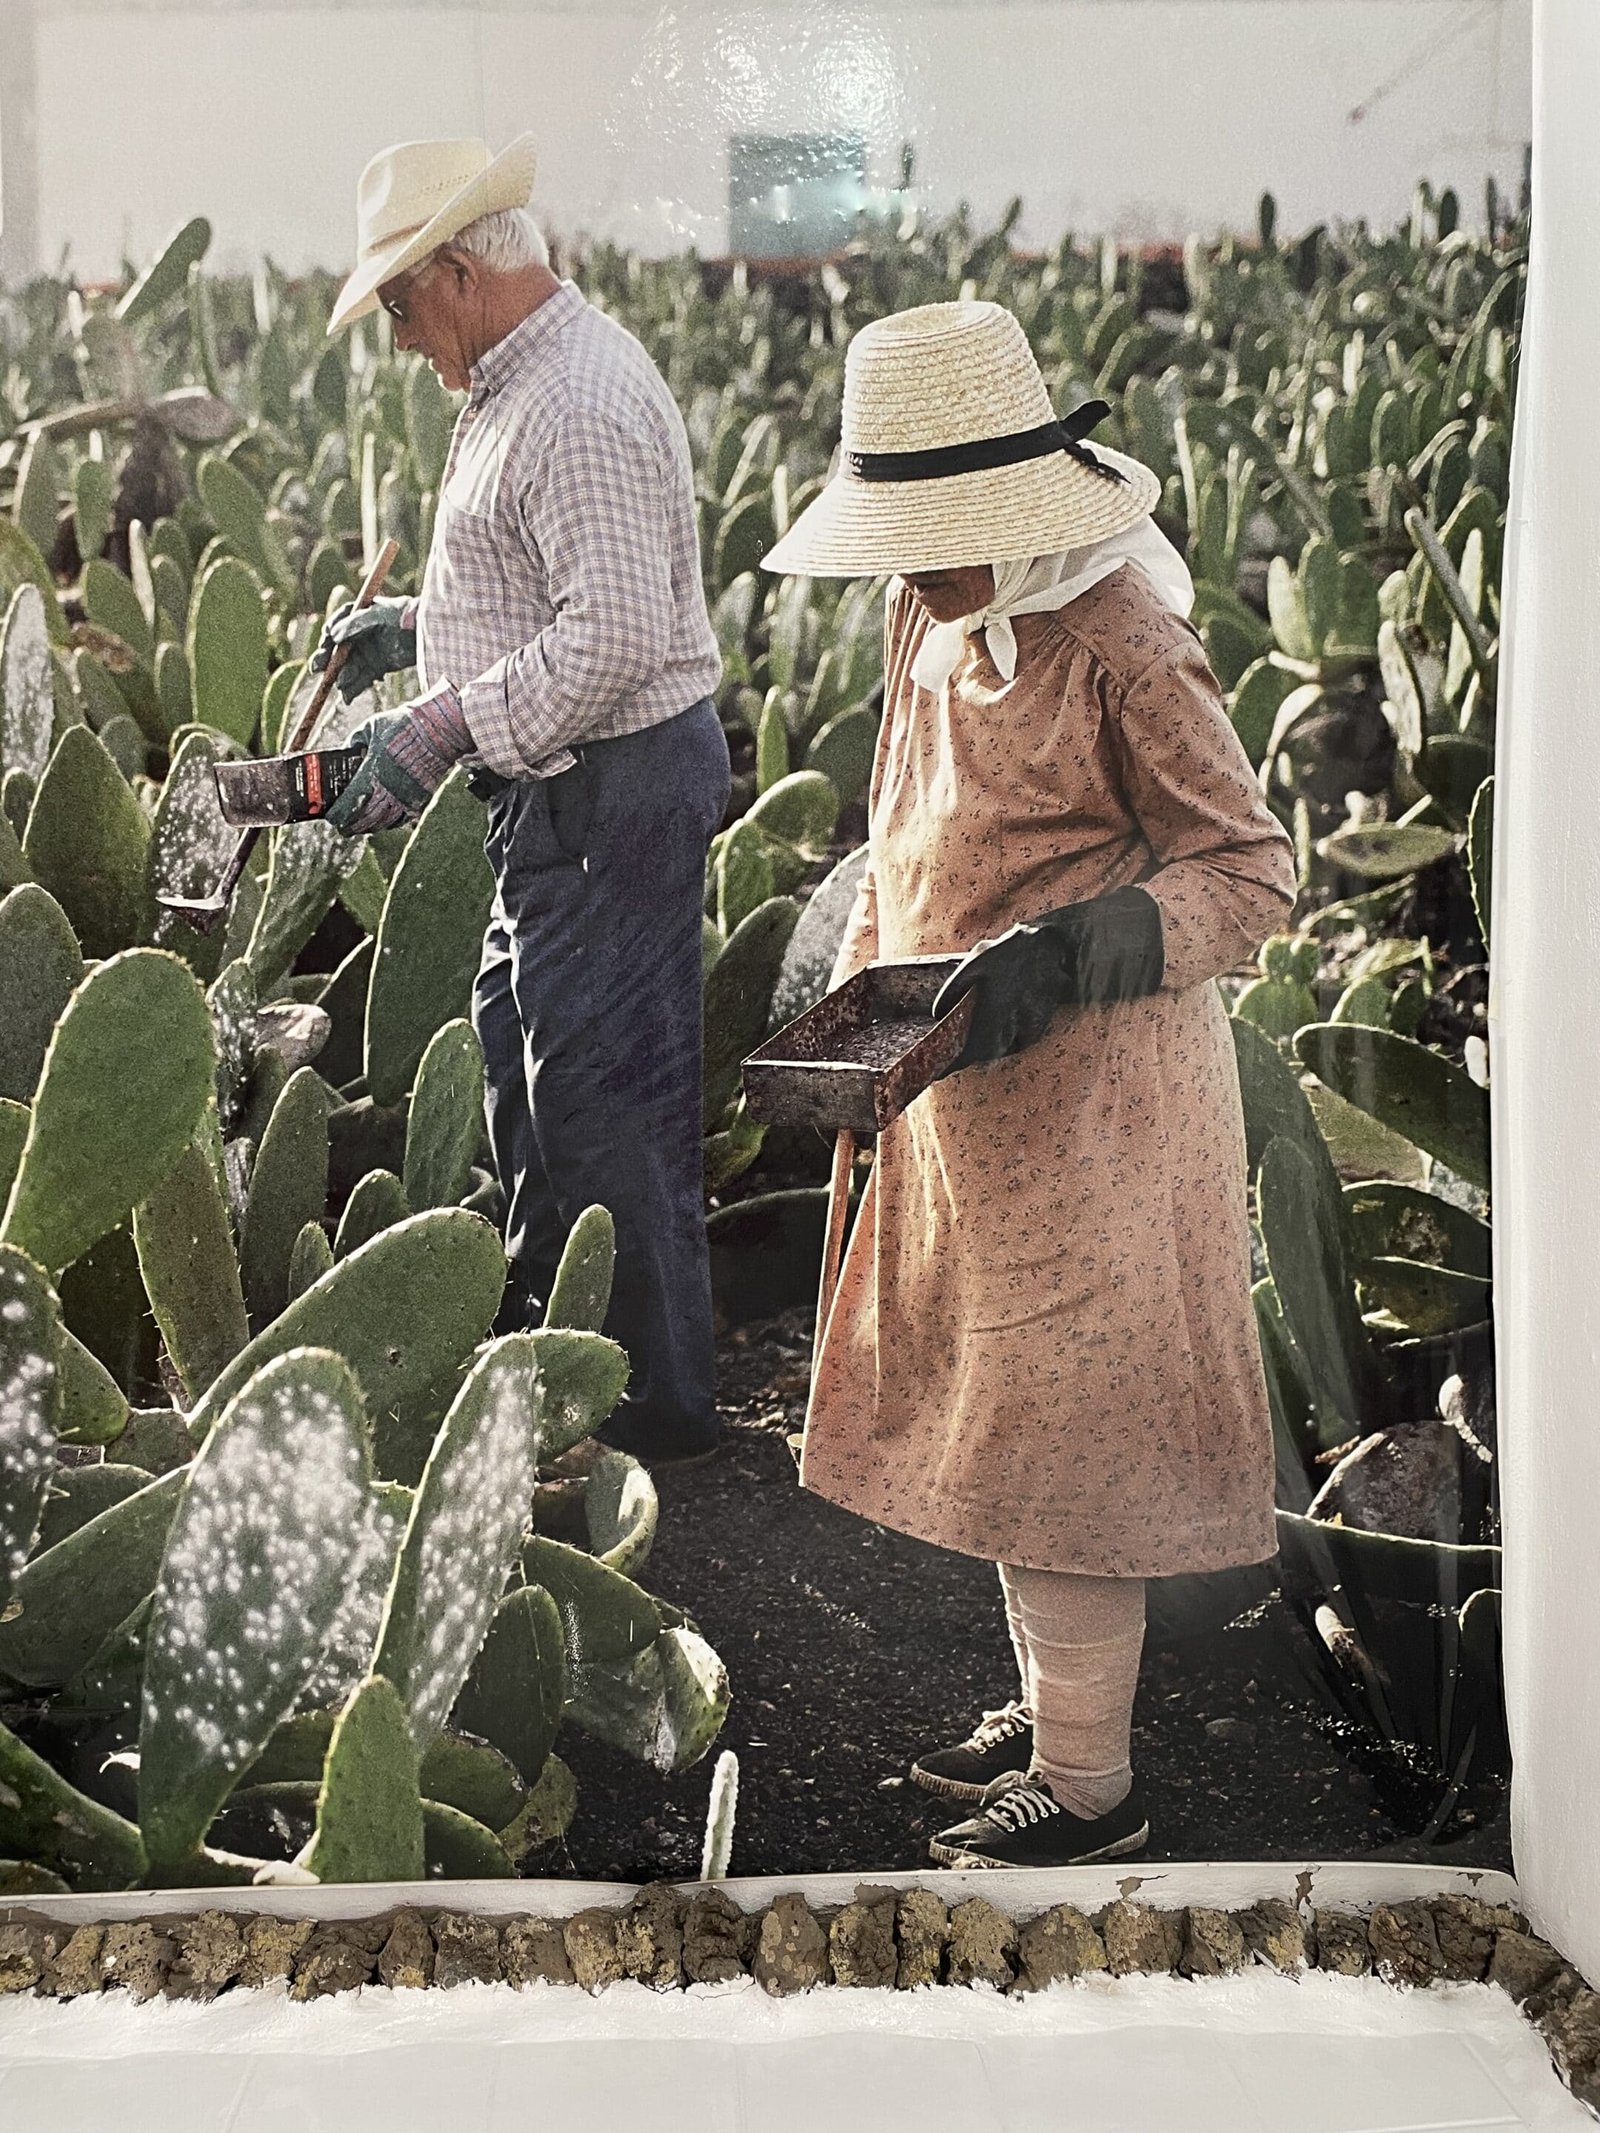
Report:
544,1313,1512,1885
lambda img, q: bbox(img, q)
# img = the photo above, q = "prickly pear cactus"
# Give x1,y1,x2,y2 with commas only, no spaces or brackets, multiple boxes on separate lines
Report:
22,725,156,958
183,1205,507,1450
364,772,494,1107
0,883,84,1105
302,1672,424,1884
0,1247,63,1611
132,1127,249,1402
402,1019,485,1213
1,948,216,1277
138,1347,376,1874
372,1334,543,1751
0,585,56,787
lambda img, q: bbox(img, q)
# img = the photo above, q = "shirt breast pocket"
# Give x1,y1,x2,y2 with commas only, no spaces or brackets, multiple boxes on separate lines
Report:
431,495,512,614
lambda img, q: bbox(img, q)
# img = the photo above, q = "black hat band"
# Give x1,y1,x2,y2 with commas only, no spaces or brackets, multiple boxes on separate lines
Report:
844,400,1126,486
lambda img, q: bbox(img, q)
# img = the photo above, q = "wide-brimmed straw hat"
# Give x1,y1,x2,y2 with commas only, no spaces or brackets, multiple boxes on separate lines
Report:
328,133,539,335
761,300,1161,578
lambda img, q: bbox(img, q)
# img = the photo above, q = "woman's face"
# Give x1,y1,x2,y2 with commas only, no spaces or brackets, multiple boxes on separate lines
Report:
902,565,996,623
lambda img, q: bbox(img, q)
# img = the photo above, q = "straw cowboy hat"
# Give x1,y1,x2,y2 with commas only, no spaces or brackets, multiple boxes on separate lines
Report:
328,132,540,335
761,300,1162,577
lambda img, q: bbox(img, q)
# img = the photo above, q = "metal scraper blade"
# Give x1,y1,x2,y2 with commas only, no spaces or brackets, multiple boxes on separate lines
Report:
213,758,299,826
154,891,230,932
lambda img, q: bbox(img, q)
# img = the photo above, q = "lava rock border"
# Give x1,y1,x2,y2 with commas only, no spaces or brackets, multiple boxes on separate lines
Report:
1,1889,1594,2113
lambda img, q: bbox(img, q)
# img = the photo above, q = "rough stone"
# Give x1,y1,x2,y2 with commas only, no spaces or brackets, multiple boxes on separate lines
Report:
564,1908,624,1994
0,1922,54,1994
237,1911,313,1987
1525,1966,1585,2028
1429,1895,1519,1983
376,1911,436,1990
1488,1928,1567,2005
1102,1900,1182,1977
1311,1910,1372,1976
895,1889,950,1990
683,1888,747,1985
1542,1986,1600,2106
503,1918,575,1988
946,1897,1017,1990
44,1925,106,1997
432,1914,501,1988
165,1911,247,1999
1368,1901,1448,1988
1180,1908,1247,1979
1015,1904,1108,1991
239,1916,313,1989
1239,1898,1311,1973
828,1885,898,1988
100,1921,177,2002
290,1919,388,2001
754,1893,830,1997
1306,1420,1468,1542
617,1883,685,1991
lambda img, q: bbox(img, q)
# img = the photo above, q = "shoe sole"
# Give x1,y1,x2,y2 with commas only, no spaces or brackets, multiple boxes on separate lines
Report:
908,1763,993,1802
926,1821,1150,1869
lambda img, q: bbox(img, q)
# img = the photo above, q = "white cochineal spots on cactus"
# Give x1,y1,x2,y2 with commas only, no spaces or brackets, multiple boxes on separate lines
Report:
150,740,241,908
294,1490,404,1714
206,965,258,1135
402,1350,539,1747
0,585,55,786
141,1363,371,1804
0,1257,59,1590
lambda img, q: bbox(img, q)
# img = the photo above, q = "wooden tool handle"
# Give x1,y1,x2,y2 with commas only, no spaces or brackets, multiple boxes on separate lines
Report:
811,1127,858,1379
164,540,401,932
282,538,401,756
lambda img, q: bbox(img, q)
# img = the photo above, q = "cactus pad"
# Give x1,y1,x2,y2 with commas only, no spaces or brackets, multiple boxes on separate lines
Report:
139,1347,375,1872
2,948,215,1276
302,1673,424,1884
372,1335,542,1751
0,883,84,1103
0,1246,63,1610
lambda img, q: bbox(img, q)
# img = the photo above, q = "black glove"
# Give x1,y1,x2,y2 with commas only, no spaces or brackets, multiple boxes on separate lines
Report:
931,884,1165,1073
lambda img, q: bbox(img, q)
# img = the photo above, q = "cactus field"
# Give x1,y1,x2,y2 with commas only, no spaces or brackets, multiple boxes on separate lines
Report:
0,173,1519,1887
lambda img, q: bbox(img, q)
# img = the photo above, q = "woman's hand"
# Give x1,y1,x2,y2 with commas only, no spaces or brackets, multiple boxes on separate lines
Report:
933,886,1165,1073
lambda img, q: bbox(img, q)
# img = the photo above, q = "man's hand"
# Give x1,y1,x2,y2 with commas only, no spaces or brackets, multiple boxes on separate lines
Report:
325,683,476,836
309,596,417,702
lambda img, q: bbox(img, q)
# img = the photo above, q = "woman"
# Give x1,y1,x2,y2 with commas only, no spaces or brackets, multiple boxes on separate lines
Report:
759,300,1296,1868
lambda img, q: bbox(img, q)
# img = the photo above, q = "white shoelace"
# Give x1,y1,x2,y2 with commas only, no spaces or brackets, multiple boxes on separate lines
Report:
969,1701,1032,1749
982,1778,1063,1832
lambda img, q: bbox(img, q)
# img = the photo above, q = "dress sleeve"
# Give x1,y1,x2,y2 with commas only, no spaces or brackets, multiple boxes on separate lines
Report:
1110,630,1297,991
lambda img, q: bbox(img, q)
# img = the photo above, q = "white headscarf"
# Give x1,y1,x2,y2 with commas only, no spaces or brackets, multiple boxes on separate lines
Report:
908,512,1196,698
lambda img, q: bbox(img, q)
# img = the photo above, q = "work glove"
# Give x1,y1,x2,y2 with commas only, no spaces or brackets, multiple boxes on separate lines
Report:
308,595,418,702
932,884,1165,1073
325,682,476,836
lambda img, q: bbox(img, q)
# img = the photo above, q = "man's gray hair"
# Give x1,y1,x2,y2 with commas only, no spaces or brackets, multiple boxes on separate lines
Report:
451,206,550,273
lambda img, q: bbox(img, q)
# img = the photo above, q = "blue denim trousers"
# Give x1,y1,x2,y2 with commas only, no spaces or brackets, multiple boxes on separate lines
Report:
471,699,731,1433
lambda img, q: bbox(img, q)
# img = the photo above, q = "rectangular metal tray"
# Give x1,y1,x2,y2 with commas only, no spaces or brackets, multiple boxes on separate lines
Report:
741,956,973,1136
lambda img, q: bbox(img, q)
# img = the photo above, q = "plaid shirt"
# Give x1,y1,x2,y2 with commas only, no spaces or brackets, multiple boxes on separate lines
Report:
415,279,722,780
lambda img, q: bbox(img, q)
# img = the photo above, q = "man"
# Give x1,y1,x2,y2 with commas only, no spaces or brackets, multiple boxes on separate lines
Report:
316,135,730,1464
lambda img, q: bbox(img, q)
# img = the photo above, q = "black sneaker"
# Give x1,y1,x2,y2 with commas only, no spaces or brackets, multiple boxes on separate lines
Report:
909,1701,1035,1801
928,1773,1149,1868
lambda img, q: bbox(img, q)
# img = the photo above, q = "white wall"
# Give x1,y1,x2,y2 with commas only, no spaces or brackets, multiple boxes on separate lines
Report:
25,1,1530,280
1496,0,1600,1987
